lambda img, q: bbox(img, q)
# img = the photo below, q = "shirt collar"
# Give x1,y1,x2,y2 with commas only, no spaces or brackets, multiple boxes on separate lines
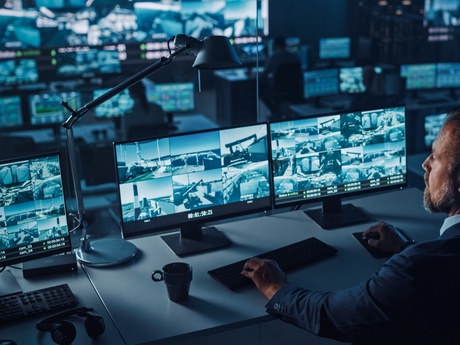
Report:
440,214,460,236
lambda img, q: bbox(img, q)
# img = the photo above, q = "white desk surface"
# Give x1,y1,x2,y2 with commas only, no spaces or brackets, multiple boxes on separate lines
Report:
82,187,444,345
1,265,124,345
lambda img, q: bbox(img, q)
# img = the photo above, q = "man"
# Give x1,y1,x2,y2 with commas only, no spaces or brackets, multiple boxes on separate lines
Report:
242,108,460,344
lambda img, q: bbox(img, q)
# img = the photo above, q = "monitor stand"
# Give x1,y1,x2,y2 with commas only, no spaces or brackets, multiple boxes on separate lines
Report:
0,270,22,297
305,197,369,229
161,222,231,256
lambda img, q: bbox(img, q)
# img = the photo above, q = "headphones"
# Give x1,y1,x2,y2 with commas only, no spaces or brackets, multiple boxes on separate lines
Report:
36,307,105,345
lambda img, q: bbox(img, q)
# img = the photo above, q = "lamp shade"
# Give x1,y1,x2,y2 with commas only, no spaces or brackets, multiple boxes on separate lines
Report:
192,36,242,70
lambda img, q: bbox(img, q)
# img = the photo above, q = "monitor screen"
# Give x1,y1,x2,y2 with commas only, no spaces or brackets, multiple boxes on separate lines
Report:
400,63,437,90
303,69,339,99
0,95,23,129
28,91,81,126
270,106,407,229
424,112,447,150
339,67,366,94
93,88,134,119
114,123,271,256
0,58,39,86
145,82,195,113
0,152,72,272
55,47,121,79
423,0,460,28
319,37,351,60
436,62,460,88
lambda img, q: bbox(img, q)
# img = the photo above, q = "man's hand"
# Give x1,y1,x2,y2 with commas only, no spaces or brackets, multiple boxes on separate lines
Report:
363,221,406,253
241,257,287,300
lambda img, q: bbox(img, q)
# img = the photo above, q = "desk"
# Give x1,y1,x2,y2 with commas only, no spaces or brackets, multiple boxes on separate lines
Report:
80,187,443,345
0,267,124,344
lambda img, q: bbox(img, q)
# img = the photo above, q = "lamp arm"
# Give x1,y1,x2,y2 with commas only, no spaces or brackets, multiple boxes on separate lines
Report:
62,45,189,129
60,44,189,235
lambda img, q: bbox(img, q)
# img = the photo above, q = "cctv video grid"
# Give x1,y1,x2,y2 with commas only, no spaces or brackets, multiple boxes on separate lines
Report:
0,153,72,267
270,106,407,207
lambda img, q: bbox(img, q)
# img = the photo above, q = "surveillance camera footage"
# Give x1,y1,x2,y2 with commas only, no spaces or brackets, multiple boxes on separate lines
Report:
0,154,70,256
270,106,406,206
115,124,270,226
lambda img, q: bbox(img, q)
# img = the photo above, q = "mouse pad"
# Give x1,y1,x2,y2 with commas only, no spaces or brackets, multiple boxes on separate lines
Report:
352,232,392,259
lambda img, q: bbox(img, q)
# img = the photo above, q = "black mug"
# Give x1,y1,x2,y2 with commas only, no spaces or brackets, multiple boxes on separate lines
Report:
152,262,193,302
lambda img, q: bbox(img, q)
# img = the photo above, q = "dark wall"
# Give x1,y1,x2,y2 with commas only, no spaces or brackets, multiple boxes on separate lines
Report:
268,1,352,47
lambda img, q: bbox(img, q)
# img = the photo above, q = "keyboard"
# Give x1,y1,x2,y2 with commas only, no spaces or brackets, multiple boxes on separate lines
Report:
208,237,337,290
0,283,78,324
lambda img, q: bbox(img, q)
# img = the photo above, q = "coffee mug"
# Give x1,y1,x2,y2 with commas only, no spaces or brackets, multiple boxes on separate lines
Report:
151,262,193,302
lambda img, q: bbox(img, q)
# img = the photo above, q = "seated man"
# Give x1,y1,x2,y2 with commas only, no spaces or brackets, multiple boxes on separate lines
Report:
242,107,460,345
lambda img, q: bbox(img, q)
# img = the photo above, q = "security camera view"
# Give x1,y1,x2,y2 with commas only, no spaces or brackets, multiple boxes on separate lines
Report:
0,154,70,263
424,112,446,149
0,0,267,50
270,106,406,206
339,67,366,94
115,124,270,230
0,58,38,85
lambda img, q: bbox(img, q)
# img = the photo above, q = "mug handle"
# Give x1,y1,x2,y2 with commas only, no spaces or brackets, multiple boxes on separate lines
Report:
151,270,164,282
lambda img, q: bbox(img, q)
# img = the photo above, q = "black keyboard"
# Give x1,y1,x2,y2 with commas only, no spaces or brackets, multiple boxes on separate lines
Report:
0,283,78,324
208,237,337,290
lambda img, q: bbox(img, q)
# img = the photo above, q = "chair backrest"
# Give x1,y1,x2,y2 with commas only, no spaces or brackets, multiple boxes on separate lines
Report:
272,62,304,103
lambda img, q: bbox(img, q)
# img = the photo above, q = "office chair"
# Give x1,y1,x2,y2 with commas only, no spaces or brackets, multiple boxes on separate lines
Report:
266,62,304,119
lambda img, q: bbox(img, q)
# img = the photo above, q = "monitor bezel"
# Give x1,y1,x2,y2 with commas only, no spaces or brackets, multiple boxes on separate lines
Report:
268,105,408,213
0,151,73,268
113,122,273,241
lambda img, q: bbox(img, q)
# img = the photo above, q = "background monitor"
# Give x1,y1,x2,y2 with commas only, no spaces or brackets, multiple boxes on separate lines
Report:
269,106,407,229
436,62,460,88
55,47,121,79
319,37,351,60
339,66,366,93
303,68,339,99
0,58,39,85
0,95,23,129
29,91,81,126
92,88,134,119
424,112,447,150
400,63,437,90
0,152,72,296
145,82,195,114
114,123,271,256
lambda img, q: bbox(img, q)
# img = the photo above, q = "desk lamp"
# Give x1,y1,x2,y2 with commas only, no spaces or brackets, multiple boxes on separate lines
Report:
62,35,242,266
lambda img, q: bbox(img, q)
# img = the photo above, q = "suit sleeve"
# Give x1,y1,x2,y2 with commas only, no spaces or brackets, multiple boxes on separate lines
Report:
265,251,418,342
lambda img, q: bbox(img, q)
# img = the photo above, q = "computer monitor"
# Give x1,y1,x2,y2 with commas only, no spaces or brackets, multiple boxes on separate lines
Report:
0,58,39,85
145,82,195,113
319,37,351,60
114,123,271,256
0,152,72,296
436,62,460,89
28,91,81,126
269,106,407,229
400,63,437,90
92,88,134,119
55,47,121,79
145,82,195,126
339,66,366,94
0,95,23,129
303,69,339,99
424,112,447,150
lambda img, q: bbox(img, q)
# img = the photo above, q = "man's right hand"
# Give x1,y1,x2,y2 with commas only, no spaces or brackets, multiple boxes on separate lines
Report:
241,257,287,300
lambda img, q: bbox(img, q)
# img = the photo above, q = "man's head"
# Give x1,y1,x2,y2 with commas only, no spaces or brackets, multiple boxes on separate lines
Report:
422,107,460,216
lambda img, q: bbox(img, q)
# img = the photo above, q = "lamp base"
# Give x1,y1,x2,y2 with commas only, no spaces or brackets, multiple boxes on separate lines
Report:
76,238,137,267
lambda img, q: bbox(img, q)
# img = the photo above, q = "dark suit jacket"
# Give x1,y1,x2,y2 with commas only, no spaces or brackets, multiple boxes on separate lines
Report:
266,223,460,344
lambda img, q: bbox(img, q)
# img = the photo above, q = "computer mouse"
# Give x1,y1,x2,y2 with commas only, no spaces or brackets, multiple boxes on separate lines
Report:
362,232,380,240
